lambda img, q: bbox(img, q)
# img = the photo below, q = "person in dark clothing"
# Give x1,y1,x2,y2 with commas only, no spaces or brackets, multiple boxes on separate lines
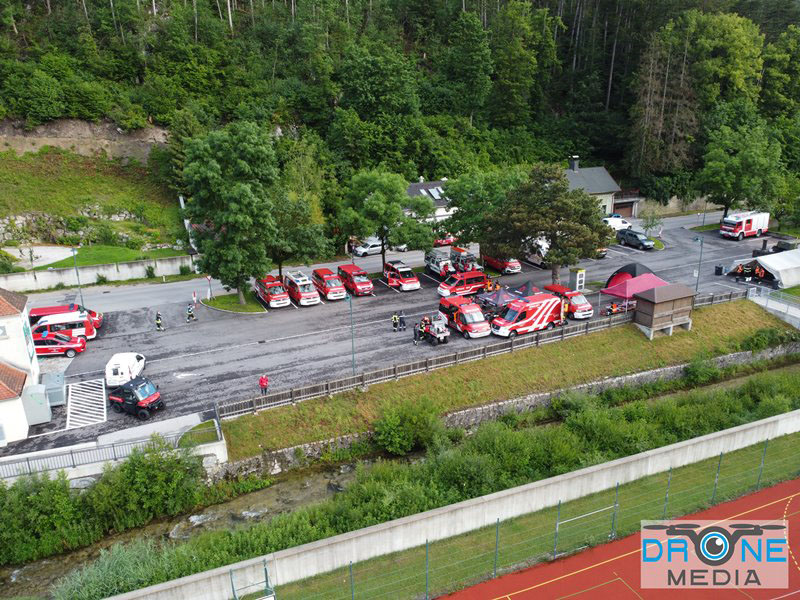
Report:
413,322,420,345
398,310,406,331
391,312,399,332
186,303,197,323
155,312,165,331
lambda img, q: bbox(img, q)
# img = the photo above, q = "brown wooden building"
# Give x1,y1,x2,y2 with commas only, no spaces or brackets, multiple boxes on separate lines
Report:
633,283,696,340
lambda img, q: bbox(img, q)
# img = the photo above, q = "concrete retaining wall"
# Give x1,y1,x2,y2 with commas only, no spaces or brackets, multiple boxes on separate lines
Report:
0,254,197,292
109,404,800,600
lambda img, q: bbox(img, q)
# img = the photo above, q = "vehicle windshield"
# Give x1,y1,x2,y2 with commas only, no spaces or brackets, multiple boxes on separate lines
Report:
327,277,343,287
499,306,520,322
133,381,157,401
267,284,286,294
353,274,370,283
722,219,738,227
572,294,588,305
462,311,486,324
444,276,458,285
298,283,314,293
634,233,647,240
397,269,413,278
54,333,72,343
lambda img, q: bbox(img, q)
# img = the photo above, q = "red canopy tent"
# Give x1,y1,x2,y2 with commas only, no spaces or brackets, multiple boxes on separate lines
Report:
601,273,669,300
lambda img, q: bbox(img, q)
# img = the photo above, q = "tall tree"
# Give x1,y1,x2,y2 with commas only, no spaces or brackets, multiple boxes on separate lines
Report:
183,121,279,304
761,25,800,119
486,163,611,284
264,193,330,277
443,12,492,125
342,169,434,266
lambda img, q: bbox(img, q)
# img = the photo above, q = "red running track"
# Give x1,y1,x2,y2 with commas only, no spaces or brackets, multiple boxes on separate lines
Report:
443,478,800,600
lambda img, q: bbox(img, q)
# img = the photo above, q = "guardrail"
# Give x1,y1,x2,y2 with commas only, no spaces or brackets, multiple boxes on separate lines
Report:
0,424,221,480
216,290,748,421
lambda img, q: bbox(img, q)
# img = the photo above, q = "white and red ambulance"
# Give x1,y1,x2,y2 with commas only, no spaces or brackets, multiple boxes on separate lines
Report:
720,211,769,240
438,296,491,339
490,293,564,338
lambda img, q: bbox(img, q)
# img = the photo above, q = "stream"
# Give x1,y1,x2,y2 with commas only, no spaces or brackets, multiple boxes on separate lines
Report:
0,461,368,599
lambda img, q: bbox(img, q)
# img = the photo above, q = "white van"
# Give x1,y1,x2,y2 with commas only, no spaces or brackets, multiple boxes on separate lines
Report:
31,311,97,340
105,353,147,387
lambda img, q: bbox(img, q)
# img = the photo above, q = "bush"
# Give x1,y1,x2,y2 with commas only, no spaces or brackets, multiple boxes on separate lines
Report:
145,265,156,278
96,274,108,284
54,282,66,290
179,264,192,276
740,328,800,352
124,237,141,250
373,399,443,456
683,357,721,386
92,223,118,246
4,239,20,246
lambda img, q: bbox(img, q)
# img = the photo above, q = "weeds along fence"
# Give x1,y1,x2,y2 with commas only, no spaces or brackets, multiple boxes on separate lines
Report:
272,430,799,600
216,290,748,420
0,424,221,480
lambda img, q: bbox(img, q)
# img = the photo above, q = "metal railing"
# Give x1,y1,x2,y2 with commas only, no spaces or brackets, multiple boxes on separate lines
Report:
217,290,748,421
0,424,221,480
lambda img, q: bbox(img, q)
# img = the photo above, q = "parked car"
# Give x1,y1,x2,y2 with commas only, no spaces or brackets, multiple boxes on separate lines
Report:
31,310,97,340
105,352,146,387
433,233,457,247
33,333,86,358
616,229,655,250
283,271,321,306
353,238,383,257
437,270,489,297
253,275,291,308
29,304,103,329
338,264,374,296
481,254,522,274
383,260,420,291
108,376,164,420
603,217,632,231
312,268,347,300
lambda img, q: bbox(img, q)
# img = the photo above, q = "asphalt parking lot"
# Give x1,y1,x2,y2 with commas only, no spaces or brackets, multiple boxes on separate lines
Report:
10,214,774,453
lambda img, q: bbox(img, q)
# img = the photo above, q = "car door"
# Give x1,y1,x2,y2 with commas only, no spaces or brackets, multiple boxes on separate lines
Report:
134,355,145,377
122,389,137,412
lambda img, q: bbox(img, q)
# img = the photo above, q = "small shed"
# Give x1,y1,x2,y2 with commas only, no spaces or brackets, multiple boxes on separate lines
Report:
633,283,696,340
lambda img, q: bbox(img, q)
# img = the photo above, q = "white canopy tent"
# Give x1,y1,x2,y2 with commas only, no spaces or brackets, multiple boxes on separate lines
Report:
730,248,800,289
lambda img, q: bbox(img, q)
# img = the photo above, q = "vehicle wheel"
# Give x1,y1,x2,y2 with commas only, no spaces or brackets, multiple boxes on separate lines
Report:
619,238,625,246
65,349,76,358
111,403,123,414
509,331,517,339
137,409,151,421
737,232,744,241
443,336,449,344
547,321,555,330
627,225,632,229
78,335,87,341
432,337,439,346
756,229,762,237
463,331,470,339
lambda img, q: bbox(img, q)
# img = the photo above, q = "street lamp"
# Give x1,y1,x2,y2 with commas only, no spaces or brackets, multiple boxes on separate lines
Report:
693,236,705,292
346,293,356,376
72,247,85,307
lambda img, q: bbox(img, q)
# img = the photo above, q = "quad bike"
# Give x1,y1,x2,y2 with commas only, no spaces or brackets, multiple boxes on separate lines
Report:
420,314,450,346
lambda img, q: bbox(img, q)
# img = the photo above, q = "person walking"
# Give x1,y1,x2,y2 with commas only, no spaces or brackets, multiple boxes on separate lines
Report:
186,303,197,323
413,322,420,345
155,311,165,331
259,374,269,396
391,311,399,332
398,310,406,331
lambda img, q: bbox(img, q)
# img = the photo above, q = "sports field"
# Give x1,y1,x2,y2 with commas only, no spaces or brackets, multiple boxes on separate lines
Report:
444,478,800,599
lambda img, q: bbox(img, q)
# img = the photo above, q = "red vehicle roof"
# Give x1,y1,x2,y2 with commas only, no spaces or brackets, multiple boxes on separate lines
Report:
338,263,367,274
259,275,281,284
313,268,336,277
440,295,473,308
543,284,577,296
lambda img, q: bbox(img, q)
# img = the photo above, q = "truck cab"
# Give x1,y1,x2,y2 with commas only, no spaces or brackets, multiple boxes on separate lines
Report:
312,268,346,300
338,264,373,296
490,293,564,338
438,296,491,339
481,254,522,274
543,284,593,320
253,275,291,308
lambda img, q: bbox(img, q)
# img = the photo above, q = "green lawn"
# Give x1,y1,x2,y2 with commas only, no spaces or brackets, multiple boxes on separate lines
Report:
36,245,185,269
271,430,800,600
177,422,220,448
650,238,665,250
222,301,790,460
202,289,266,313
784,285,800,297
690,223,720,232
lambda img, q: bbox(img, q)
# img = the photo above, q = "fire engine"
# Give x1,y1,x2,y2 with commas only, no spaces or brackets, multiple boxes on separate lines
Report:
253,275,291,308
283,271,321,306
490,293,564,338
437,270,489,297
449,246,483,273
543,284,593,319
720,211,769,240
438,296,491,339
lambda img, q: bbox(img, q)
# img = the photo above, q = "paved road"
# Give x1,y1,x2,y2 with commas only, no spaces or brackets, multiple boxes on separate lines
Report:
8,213,767,455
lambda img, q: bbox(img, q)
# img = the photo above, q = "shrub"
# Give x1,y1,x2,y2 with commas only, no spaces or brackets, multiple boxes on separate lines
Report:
145,265,156,278
179,264,192,275
124,237,141,250
373,399,443,456
683,357,721,386
96,274,108,284
4,239,20,246
54,282,66,290
740,328,800,352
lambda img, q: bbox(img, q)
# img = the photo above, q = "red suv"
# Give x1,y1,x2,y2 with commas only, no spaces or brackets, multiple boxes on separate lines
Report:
481,254,522,274
312,268,347,300
433,233,457,247
29,304,103,329
437,270,489,297
338,264,374,296
253,275,290,308
33,333,86,358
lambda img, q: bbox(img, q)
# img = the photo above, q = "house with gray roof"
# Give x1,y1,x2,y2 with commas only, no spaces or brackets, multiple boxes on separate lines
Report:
406,178,453,223
565,156,638,217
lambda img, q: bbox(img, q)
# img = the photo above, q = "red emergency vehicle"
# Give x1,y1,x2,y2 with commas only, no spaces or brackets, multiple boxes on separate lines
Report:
449,247,483,273
433,233,457,247
29,304,103,329
438,296,491,339
481,255,522,274
312,268,347,300
720,211,770,240
490,293,564,338
253,275,291,308
543,284,594,320
338,264,374,296
33,332,86,358
437,270,489,297
383,260,420,291
284,271,321,306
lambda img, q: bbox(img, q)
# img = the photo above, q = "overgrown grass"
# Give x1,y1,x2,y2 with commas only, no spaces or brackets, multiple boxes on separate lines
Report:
202,290,266,313
178,422,220,448
784,285,800,297
36,245,184,269
223,301,790,460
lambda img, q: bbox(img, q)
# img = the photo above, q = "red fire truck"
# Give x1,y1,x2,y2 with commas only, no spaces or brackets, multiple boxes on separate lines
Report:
438,296,491,339
490,293,564,338
543,284,593,320
720,211,769,241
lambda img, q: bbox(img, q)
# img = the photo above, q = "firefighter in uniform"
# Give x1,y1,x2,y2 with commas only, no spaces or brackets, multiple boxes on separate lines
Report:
186,303,197,323
391,312,400,332
155,311,165,331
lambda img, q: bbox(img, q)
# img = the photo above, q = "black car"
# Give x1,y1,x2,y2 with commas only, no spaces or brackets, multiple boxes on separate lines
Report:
616,229,655,250
108,376,165,420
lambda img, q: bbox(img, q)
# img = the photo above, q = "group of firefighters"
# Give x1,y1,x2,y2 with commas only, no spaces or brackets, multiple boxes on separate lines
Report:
735,263,767,279
155,304,198,331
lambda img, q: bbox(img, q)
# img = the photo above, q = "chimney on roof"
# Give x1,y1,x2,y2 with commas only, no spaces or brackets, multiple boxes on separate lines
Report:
419,176,425,183
568,155,579,172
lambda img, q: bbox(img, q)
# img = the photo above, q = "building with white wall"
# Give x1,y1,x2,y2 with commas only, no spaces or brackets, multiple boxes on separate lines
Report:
406,179,454,224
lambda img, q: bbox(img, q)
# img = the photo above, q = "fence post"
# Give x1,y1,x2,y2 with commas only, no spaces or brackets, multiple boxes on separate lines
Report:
349,561,355,600
711,452,723,503
552,500,561,560
111,442,117,460
483,346,487,358
425,539,429,600
510,336,514,351
536,332,540,347
70,449,76,468
610,482,619,539
394,365,398,379
728,291,733,302
493,518,499,578
756,439,769,489
585,321,589,334
425,358,430,372
561,326,565,340
26,456,32,474
662,468,672,519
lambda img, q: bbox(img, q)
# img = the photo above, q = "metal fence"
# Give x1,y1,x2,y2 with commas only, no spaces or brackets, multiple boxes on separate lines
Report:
271,430,800,600
217,290,748,420
0,423,221,480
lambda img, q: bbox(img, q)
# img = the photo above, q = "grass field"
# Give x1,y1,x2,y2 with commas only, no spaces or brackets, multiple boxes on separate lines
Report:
203,290,266,313
177,422,220,448
269,428,800,600
36,245,185,269
785,285,800,297
690,223,719,232
650,237,665,249
222,301,789,460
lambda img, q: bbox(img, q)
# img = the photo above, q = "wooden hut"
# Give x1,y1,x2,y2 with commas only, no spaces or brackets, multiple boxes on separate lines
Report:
633,283,696,340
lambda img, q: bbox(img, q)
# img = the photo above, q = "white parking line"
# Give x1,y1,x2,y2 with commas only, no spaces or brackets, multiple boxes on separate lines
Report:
421,272,440,284
606,248,628,256
289,300,299,309
377,279,401,294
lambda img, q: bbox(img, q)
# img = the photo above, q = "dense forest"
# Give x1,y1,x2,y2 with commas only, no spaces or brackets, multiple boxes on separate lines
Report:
2,0,800,285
